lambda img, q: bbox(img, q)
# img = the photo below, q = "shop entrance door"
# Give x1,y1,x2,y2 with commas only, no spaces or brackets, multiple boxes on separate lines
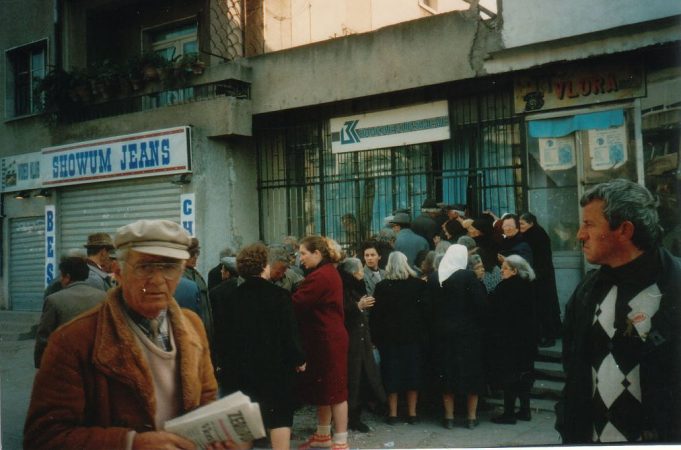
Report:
525,105,640,316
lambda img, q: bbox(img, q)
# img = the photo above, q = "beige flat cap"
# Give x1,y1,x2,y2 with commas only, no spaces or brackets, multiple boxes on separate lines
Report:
114,220,191,260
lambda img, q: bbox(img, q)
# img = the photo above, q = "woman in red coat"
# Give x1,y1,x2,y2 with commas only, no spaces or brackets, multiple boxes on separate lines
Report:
293,236,349,450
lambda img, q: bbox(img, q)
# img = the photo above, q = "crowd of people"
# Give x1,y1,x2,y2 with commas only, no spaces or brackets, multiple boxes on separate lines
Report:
24,179,681,449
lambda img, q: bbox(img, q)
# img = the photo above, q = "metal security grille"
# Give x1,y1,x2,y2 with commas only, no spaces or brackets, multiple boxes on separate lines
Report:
256,91,523,255
59,177,182,256
9,217,45,311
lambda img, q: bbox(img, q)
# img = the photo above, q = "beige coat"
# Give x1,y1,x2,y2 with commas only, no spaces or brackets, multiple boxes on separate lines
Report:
24,287,217,450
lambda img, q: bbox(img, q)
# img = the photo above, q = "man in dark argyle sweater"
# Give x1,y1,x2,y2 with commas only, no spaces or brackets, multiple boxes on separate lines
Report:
556,179,681,444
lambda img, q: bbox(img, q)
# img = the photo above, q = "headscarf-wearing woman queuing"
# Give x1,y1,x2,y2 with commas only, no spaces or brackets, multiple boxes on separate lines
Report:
519,212,562,347
433,244,488,429
370,251,428,425
211,243,306,450
292,236,350,450
338,258,386,433
487,255,538,424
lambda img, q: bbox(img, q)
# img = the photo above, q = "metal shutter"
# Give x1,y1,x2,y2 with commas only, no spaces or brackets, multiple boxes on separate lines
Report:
9,217,45,311
59,177,182,254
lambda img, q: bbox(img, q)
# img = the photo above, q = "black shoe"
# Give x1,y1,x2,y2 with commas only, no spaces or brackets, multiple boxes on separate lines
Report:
442,418,454,429
386,416,399,425
538,338,556,348
349,420,371,432
515,410,531,421
466,418,479,429
407,415,419,425
491,414,517,425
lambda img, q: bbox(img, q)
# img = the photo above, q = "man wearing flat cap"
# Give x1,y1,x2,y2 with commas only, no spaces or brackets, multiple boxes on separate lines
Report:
389,212,429,268
25,220,237,450
84,232,116,291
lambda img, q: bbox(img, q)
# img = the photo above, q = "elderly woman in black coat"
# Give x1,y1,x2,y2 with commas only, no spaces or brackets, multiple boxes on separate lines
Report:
338,257,386,433
370,251,428,425
433,244,488,429
212,243,306,450
488,254,538,425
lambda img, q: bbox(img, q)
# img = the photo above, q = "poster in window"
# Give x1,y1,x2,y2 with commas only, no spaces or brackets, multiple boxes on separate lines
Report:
538,136,575,171
588,125,627,171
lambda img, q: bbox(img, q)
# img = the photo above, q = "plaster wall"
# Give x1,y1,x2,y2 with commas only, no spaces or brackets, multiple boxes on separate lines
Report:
188,133,259,276
250,11,479,114
500,0,681,49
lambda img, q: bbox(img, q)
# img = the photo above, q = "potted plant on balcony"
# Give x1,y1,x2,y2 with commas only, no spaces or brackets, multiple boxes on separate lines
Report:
69,68,92,103
89,60,121,101
35,68,78,123
139,51,169,81
177,53,206,75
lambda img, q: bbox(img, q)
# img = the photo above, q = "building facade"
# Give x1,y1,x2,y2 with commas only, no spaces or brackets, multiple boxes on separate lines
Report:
1,0,679,312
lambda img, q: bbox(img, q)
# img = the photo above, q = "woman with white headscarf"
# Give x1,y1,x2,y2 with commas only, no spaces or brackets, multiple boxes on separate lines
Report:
431,244,488,429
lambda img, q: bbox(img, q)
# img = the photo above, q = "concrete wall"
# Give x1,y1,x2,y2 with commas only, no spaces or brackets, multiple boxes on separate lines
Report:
250,10,481,114
500,0,681,49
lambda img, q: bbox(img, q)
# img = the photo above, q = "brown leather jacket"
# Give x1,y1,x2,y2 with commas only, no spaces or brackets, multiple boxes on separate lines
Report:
24,287,217,450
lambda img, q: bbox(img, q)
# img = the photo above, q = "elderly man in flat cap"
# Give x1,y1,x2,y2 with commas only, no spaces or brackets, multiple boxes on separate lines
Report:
84,231,116,291
24,220,239,450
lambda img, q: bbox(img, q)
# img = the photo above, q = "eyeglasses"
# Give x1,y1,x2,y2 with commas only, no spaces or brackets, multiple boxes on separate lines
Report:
125,262,183,280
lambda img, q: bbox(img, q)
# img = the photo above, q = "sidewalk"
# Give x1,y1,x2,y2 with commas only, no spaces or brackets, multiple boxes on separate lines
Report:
0,336,561,449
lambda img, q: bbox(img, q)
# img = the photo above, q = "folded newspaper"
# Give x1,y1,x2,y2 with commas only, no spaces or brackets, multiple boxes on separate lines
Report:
164,391,266,447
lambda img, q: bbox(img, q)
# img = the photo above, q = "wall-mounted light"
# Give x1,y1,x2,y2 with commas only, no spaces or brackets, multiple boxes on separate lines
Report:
34,188,52,198
171,173,192,185
14,191,30,199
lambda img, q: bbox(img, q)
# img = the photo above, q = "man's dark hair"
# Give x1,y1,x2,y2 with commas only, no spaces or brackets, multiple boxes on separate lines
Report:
580,179,661,251
59,257,89,282
502,213,520,229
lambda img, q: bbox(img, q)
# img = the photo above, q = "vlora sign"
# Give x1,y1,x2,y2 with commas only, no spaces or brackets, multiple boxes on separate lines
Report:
330,101,450,153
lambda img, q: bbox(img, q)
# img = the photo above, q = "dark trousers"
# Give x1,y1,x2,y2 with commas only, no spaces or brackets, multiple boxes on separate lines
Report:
502,375,533,415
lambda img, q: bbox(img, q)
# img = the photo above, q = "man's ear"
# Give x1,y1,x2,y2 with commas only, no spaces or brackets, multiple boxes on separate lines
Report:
618,220,636,242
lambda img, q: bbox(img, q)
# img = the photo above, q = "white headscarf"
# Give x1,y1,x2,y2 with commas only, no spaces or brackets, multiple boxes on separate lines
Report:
438,244,469,286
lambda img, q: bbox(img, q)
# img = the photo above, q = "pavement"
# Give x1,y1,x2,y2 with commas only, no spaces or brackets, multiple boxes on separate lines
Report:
0,332,561,450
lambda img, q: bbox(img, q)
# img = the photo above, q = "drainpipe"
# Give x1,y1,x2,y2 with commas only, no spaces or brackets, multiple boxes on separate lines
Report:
53,0,62,69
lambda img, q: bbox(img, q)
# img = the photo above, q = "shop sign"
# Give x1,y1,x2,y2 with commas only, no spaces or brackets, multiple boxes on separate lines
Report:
45,205,56,287
330,101,450,153
1,152,41,192
514,65,645,113
41,127,191,187
181,193,196,236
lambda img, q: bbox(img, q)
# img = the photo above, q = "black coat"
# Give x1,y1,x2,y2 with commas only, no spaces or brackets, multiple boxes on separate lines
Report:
522,224,562,339
212,276,305,406
339,270,386,412
486,276,538,385
370,277,428,348
431,269,488,394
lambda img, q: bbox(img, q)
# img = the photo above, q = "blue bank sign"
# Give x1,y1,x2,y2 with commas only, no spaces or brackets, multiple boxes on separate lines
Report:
330,101,450,153
41,127,191,187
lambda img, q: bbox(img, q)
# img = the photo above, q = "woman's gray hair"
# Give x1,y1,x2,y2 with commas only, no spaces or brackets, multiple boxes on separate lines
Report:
504,255,536,281
385,251,417,280
456,235,477,251
580,179,660,251
434,240,451,255
340,257,363,275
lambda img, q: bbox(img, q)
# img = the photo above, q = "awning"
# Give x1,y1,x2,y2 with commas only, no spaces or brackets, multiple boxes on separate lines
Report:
529,109,624,138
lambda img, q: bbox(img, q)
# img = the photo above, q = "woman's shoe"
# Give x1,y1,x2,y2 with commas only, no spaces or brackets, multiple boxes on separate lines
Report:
491,414,517,425
466,418,479,429
442,418,454,429
386,416,399,425
298,433,332,449
407,415,419,425
515,409,532,421
331,443,349,450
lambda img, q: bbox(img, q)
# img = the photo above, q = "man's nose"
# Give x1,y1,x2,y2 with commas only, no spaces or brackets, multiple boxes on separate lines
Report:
576,227,587,241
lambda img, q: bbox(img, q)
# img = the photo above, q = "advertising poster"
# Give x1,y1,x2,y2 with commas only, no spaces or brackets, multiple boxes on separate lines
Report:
538,136,575,171
588,125,627,171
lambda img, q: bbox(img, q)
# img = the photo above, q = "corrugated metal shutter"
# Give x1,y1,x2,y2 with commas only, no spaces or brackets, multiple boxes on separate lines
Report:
59,177,182,254
9,217,45,311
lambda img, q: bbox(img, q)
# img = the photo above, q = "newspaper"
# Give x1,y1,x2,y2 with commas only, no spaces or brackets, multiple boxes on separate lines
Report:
164,391,266,447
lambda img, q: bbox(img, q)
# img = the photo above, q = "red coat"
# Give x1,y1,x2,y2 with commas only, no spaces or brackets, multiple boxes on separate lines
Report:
293,263,348,405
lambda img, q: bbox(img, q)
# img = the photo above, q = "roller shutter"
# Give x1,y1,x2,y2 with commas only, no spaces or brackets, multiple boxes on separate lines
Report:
59,177,182,254
9,217,45,311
